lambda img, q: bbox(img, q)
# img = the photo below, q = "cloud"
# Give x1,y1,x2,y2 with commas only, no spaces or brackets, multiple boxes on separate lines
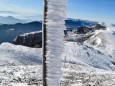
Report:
0,3,42,20
0,4,40,14
0,11,17,14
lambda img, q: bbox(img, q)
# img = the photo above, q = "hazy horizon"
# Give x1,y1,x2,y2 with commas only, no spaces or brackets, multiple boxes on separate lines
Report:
0,0,43,21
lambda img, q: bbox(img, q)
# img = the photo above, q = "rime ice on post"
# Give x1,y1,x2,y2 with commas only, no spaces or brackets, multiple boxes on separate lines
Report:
43,0,66,86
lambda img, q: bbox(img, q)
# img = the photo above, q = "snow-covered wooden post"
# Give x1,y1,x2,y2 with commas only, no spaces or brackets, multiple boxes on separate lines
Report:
42,0,66,86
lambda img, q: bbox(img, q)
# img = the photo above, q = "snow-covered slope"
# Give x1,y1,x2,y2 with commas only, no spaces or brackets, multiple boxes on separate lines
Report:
0,42,42,66
0,22,115,85
63,24,115,71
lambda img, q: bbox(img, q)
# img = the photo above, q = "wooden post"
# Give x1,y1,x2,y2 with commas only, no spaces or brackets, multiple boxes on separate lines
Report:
42,0,47,86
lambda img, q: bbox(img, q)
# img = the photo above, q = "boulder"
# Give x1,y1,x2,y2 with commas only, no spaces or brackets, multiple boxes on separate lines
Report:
93,24,106,30
13,31,42,48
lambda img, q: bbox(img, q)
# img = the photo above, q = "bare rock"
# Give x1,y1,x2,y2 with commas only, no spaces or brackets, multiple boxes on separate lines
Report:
13,31,42,48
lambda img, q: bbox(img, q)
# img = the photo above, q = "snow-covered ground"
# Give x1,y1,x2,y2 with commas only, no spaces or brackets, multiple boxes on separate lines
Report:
61,24,115,85
0,66,42,86
0,24,115,86
0,43,42,66
61,63,115,86
0,43,42,86
1,64,115,86
63,24,115,71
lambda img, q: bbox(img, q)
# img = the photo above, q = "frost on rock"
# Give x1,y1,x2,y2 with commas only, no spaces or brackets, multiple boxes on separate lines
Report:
45,0,66,86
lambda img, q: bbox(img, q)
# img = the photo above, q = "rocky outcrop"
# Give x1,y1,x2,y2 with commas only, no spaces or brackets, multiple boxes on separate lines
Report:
76,24,106,34
64,24,106,44
64,32,94,44
77,26,93,34
13,31,42,48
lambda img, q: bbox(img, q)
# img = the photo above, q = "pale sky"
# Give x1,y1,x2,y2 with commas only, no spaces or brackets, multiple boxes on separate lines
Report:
0,0,43,21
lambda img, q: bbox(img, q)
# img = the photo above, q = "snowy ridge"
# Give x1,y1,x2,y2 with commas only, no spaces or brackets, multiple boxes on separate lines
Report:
20,31,42,37
45,0,66,86
0,42,42,66
63,24,115,71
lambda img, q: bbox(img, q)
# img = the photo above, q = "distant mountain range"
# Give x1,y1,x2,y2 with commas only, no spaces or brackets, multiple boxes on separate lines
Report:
0,16,106,44
0,21,42,43
112,24,115,27
65,18,98,29
0,16,98,27
0,16,99,44
0,16,114,29
0,16,27,24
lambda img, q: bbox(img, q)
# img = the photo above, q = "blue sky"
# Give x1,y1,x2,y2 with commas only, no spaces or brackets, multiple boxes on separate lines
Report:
67,0,115,23
0,0,115,23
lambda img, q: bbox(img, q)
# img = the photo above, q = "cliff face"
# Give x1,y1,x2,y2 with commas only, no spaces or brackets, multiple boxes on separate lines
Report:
13,31,42,48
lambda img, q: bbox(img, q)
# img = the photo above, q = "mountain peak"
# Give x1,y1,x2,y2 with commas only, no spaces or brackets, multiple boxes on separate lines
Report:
7,16,14,18
0,16,27,24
